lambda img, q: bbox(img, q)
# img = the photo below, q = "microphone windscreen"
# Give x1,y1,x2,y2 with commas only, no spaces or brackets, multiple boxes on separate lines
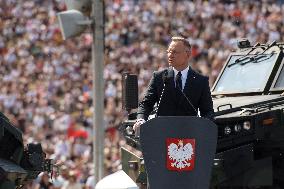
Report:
162,70,169,84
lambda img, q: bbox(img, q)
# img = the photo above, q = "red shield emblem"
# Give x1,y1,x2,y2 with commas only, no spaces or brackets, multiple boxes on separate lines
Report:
166,138,195,171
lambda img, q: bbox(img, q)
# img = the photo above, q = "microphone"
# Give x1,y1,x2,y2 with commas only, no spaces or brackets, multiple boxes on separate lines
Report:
175,79,199,117
155,70,169,118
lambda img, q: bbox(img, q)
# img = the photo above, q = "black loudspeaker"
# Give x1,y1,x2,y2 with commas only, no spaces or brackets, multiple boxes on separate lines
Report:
122,73,138,111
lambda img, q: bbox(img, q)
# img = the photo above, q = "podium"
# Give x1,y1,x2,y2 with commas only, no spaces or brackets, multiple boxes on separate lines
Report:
140,116,217,189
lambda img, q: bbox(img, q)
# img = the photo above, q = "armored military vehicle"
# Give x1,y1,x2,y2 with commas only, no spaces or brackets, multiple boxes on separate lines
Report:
0,112,54,189
118,40,284,188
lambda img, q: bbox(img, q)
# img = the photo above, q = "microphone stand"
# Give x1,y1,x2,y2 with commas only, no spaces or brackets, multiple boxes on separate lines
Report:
155,70,169,118
176,82,200,117
155,83,166,118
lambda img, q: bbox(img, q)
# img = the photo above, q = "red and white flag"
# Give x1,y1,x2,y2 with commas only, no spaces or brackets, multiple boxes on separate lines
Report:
166,138,195,171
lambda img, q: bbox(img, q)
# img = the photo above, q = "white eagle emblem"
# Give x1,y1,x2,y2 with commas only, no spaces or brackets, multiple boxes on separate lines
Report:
167,140,194,169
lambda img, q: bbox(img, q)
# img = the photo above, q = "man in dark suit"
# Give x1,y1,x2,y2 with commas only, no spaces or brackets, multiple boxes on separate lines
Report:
133,36,214,132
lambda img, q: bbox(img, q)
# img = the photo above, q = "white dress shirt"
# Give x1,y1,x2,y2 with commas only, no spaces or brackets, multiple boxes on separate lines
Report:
173,66,189,91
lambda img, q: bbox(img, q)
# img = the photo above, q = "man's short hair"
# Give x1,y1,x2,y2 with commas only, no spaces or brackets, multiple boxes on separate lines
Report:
171,36,191,50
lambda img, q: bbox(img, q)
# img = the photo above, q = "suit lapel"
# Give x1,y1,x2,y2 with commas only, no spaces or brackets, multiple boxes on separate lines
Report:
183,67,195,95
165,67,178,103
179,67,196,106
166,67,197,106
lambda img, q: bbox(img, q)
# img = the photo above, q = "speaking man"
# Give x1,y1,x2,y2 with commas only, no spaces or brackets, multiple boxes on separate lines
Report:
133,36,214,131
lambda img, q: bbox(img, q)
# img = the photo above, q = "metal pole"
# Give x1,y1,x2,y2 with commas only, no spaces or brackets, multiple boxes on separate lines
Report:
92,0,104,182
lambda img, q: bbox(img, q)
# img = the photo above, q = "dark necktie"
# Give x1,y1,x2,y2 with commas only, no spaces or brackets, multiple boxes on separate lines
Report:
175,71,182,100
175,71,182,90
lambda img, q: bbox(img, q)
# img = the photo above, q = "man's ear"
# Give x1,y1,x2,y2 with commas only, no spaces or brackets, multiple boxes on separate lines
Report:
186,50,191,58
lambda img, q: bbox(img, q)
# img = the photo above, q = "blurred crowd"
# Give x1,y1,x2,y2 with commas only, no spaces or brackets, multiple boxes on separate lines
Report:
1,0,284,188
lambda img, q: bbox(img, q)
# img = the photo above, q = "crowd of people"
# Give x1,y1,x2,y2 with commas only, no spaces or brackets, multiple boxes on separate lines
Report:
1,0,284,188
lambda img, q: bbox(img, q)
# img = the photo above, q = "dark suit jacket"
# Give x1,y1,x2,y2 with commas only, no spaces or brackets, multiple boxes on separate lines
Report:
137,67,214,121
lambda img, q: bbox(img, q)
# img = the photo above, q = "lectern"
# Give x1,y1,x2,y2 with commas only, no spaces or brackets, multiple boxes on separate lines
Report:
140,116,217,189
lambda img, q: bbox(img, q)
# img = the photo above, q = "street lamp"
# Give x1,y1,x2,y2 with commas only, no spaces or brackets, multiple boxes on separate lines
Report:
57,0,105,182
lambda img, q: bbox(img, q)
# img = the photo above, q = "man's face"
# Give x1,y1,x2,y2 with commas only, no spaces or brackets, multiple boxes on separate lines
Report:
167,41,190,71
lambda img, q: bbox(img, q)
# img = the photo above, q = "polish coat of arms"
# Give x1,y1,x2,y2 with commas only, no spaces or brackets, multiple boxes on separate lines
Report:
166,138,195,171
